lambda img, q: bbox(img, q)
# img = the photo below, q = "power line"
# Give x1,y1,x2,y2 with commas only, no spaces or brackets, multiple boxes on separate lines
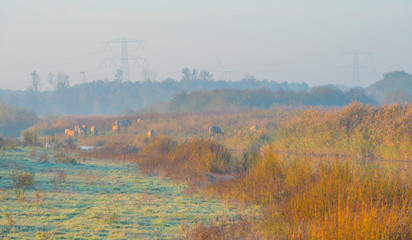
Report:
340,49,374,87
102,36,149,82
0,50,105,70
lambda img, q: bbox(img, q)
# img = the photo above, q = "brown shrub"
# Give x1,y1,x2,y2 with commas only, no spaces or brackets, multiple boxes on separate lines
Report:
142,135,178,155
9,168,35,189
139,138,232,177
172,139,232,174
184,216,262,240
33,189,47,205
39,153,49,163
207,148,412,239
56,170,67,182
29,149,37,157
275,102,412,161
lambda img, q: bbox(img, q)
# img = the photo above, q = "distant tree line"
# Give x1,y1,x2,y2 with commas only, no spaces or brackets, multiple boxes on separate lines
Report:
0,101,37,137
168,86,377,112
0,69,409,116
0,68,309,115
365,71,412,105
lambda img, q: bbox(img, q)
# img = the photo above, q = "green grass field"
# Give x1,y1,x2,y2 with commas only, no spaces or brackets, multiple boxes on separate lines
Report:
0,147,257,239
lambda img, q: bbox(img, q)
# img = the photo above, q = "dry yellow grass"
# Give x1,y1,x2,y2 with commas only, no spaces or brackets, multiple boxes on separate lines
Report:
275,102,411,160
207,147,412,239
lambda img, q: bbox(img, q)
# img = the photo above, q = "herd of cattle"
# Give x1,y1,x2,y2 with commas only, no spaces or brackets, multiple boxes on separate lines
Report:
65,119,259,139
64,119,156,139
64,124,97,137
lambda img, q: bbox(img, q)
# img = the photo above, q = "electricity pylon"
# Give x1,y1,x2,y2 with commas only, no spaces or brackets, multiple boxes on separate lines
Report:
340,49,373,87
102,36,149,82
80,72,86,83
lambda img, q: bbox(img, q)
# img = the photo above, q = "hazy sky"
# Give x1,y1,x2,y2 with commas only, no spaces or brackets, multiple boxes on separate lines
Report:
0,0,411,90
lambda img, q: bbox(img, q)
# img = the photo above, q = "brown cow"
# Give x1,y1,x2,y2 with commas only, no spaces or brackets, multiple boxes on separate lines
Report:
112,122,120,134
65,129,76,137
114,120,132,132
68,130,76,137
90,125,98,136
81,125,87,135
249,124,259,131
147,129,156,140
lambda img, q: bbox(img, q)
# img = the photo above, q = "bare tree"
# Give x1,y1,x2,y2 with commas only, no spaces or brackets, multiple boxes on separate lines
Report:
28,71,40,95
181,68,198,81
56,72,70,90
199,70,213,81
48,72,55,90
48,72,70,91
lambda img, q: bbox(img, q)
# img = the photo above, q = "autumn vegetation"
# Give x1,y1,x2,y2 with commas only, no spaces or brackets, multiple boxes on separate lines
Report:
1,101,410,239
275,102,411,160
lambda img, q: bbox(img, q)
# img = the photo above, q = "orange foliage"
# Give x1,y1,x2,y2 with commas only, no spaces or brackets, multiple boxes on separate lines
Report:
208,148,412,239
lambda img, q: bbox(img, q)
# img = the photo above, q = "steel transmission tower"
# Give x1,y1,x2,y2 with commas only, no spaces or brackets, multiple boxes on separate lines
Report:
80,71,86,83
102,36,149,82
120,37,130,82
341,49,373,87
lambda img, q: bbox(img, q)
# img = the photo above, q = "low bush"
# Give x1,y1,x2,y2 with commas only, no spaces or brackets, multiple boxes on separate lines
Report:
142,135,178,155
4,213,15,226
172,139,232,174
9,168,35,189
22,129,39,146
33,189,47,205
78,170,100,185
102,135,138,155
54,151,77,165
139,138,233,184
29,149,37,157
0,135,18,149
39,153,49,163
55,170,67,182
9,168,35,201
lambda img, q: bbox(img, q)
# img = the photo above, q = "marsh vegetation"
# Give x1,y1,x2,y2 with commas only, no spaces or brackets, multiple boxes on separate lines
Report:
0,102,410,239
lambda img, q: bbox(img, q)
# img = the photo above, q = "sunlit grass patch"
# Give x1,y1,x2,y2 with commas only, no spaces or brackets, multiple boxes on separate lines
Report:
0,147,256,239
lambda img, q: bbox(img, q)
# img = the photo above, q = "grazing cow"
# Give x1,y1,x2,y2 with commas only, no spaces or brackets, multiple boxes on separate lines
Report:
209,126,223,138
112,119,131,133
147,130,156,140
65,129,76,137
90,125,98,136
74,125,87,135
115,119,132,128
112,122,120,134
249,124,259,131
81,125,87,135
